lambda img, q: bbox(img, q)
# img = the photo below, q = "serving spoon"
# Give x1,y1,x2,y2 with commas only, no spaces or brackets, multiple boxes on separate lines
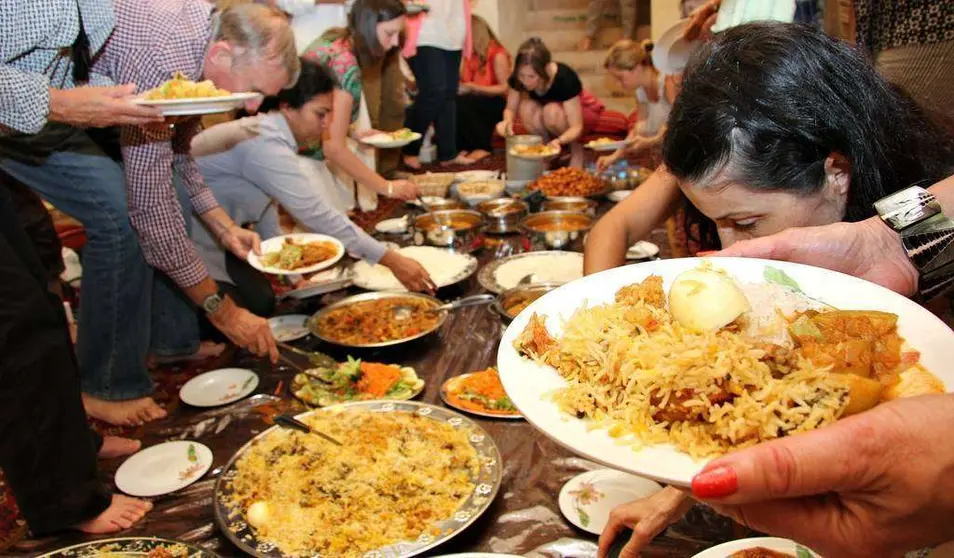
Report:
274,414,343,446
391,294,496,321
417,196,452,233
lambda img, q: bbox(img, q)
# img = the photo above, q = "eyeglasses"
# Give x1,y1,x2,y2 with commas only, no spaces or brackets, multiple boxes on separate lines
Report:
71,10,91,83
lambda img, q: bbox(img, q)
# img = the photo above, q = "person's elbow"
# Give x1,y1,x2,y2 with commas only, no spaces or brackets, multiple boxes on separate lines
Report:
323,139,348,159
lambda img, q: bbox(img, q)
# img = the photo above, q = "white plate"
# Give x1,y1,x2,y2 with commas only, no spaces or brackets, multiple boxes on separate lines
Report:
607,189,634,203
455,170,499,182
132,92,262,116
351,245,478,291
626,240,660,260
692,537,819,558
585,140,628,152
115,441,213,497
269,314,310,342
375,217,410,234
407,196,448,207
247,233,345,276
497,257,954,487
179,368,259,407
361,131,422,148
652,19,703,75
558,470,663,535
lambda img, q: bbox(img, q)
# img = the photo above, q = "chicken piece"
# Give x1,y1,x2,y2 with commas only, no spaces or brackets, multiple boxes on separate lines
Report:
651,388,734,423
615,275,665,308
514,313,556,357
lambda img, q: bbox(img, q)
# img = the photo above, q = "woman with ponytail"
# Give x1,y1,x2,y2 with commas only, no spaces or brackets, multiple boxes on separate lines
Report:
596,38,677,172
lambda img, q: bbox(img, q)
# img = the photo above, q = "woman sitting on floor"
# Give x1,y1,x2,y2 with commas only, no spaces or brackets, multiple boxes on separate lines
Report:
495,37,606,168
582,22,954,557
596,39,677,172
455,15,511,163
302,0,419,202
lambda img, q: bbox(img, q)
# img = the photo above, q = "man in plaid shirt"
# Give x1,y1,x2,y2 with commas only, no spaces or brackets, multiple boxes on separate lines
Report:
1,0,293,428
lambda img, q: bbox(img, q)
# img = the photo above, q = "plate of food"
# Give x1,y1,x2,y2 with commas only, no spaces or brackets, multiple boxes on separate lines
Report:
691,537,819,558
361,128,422,148
134,72,262,116
478,251,583,294
351,245,478,291
309,291,447,348
37,537,218,558
292,356,424,407
497,258,951,487
213,400,502,558
510,143,561,160
248,233,345,276
529,167,607,198
441,368,521,419
585,137,628,152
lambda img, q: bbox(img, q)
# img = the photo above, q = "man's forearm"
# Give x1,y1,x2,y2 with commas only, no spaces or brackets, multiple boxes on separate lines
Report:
199,206,238,241
183,276,220,307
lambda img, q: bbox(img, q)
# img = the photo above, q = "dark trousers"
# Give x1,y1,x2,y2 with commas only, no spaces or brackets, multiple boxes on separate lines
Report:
0,184,110,535
456,94,507,153
222,251,275,318
404,47,462,162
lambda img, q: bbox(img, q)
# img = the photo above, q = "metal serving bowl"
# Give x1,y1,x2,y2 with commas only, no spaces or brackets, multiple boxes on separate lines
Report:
492,281,562,323
520,210,593,251
415,197,463,212
541,197,598,216
412,209,484,252
308,291,446,349
477,198,529,234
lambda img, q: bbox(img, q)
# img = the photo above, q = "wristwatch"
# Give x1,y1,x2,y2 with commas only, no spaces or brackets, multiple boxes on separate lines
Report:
202,291,225,316
874,186,954,300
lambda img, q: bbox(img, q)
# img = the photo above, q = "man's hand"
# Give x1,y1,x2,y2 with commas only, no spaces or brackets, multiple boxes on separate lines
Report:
598,486,694,558
220,226,262,260
207,296,278,363
715,217,919,296
380,250,436,292
48,84,164,128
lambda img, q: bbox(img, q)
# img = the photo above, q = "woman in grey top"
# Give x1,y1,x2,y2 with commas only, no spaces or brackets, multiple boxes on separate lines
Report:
189,60,434,312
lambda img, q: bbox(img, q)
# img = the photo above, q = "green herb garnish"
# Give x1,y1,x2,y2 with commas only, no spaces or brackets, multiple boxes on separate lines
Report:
764,266,803,293
187,443,198,463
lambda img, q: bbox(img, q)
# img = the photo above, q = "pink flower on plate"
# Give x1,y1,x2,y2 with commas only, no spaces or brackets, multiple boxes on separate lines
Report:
570,481,604,506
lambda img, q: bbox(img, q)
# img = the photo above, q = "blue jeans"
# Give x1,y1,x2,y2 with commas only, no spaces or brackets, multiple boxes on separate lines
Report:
0,151,154,400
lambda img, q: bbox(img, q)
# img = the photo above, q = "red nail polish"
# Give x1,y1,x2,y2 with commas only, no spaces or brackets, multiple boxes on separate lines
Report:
692,466,738,499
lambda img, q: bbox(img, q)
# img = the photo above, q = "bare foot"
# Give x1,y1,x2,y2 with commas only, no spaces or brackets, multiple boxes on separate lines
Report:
98,436,142,459
83,395,168,427
440,154,475,167
578,36,594,51
466,149,490,162
75,494,153,534
403,155,422,170
148,341,226,367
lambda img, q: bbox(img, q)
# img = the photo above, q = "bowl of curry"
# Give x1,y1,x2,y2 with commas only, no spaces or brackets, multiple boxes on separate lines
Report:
309,292,447,348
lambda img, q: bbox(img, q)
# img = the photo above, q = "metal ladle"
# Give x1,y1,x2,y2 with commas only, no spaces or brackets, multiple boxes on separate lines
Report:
391,294,496,321
417,196,452,233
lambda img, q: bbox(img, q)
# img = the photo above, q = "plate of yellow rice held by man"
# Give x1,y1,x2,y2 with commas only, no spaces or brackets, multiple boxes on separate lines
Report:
497,258,951,486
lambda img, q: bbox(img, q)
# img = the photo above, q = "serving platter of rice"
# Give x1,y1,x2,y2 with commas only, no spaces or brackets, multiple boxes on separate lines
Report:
214,401,502,558
496,257,953,486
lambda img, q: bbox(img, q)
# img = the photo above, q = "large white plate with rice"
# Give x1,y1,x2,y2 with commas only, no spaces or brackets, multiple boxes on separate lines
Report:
351,245,478,291
496,257,954,487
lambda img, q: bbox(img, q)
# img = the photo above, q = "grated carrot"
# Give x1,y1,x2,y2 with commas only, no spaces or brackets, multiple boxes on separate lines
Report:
356,362,402,397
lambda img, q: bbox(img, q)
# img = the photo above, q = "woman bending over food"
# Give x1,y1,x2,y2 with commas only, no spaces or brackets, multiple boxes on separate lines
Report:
495,37,605,168
595,39,677,172
302,0,420,201
586,22,954,557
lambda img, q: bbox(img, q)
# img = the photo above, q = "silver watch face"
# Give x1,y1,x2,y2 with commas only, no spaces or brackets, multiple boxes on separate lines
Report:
203,293,223,314
875,186,941,231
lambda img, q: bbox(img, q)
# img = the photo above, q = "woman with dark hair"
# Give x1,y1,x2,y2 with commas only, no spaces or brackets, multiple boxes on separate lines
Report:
455,15,511,163
586,22,954,557
496,37,605,168
151,60,434,354
301,0,420,203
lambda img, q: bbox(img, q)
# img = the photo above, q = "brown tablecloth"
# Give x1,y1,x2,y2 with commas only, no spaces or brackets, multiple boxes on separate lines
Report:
10,202,754,558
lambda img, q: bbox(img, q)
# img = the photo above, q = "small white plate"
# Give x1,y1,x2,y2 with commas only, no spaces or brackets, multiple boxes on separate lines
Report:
558,469,663,535
361,131,422,149
692,537,819,558
455,170,499,182
115,441,213,497
247,233,345,276
375,217,410,234
626,240,660,260
180,368,259,407
406,196,447,207
653,19,703,75
132,92,262,116
607,189,634,203
269,314,310,342
586,140,628,152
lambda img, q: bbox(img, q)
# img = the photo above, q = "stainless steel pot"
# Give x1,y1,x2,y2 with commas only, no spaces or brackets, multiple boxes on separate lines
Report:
541,197,598,216
520,210,593,251
492,282,562,323
412,209,484,252
477,198,529,234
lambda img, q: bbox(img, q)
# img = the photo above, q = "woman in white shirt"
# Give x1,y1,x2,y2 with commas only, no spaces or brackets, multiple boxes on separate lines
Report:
596,39,678,172
401,0,473,169
274,0,354,54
